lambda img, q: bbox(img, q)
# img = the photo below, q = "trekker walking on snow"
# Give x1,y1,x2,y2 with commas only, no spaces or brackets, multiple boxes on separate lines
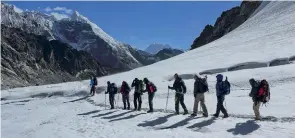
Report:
143,78,157,113
249,79,270,120
191,74,209,117
168,73,189,115
213,74,229,118
105,81,118,109
132,78,144,111
120,81,131,110
90,76,97,96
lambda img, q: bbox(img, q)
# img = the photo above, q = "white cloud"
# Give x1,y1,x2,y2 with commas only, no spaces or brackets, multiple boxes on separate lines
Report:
13,5,23,13
53,7,72,14
44,7,52,12
50,12,69,20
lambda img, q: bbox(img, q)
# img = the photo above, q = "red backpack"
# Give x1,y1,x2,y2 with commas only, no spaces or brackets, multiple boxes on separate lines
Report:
148,82,157,93
257,80,270,104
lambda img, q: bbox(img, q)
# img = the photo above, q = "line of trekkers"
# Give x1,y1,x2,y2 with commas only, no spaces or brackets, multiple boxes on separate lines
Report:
89,73,270,120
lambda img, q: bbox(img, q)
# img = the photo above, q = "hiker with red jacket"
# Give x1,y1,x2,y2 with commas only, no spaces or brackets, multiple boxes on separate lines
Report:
120,81,131,110
142,78,157,113
249,79,270,120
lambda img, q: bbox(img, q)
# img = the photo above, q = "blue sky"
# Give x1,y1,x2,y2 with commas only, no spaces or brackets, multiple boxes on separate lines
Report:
6,1,241,50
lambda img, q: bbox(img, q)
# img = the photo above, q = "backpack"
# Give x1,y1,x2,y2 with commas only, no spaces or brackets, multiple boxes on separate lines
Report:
221,77,231,95
93,78,97,85
200,78,209,93
111,83,118,94
149,82,157,93
257,80,270,104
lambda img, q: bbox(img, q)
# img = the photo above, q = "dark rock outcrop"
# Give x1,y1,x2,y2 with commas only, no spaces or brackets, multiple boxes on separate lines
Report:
191,1,261,49
1,25,107,89
155,48,184,60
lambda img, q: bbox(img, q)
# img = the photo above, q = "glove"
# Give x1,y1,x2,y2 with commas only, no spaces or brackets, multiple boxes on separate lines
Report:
105,91,108,94
168,86,172,89
194,94,196,98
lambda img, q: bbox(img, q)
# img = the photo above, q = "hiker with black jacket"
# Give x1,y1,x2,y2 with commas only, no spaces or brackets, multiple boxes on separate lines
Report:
143,78,157,113
213,74,229,118
249,79,270,120
168,73,188,115
120,81,131,110
132,78,144,111
105,81,118,109
191,74,209,117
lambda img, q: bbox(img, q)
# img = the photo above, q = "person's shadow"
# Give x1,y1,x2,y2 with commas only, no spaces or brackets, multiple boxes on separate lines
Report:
187,117,216,130
137,114,175,127
227,120,260,135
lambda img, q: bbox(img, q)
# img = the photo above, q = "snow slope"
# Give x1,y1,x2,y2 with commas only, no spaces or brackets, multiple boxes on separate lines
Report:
2,1,295,138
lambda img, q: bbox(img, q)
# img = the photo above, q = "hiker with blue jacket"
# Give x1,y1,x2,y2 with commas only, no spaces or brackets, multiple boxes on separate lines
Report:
89,76,97,96
168,73,189,115
213,74,229,118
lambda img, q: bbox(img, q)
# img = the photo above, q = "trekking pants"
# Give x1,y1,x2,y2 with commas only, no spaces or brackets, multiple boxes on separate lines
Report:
215,96,228,116
122,94,130,109
253,101,261,119
148,93,155,111
109,94,115,109
90,86,95,95
175,93,188,113
134,93,142,110
193,93,208,115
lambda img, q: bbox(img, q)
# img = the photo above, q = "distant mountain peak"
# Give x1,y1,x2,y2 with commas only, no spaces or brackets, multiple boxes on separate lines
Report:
144,43,172,55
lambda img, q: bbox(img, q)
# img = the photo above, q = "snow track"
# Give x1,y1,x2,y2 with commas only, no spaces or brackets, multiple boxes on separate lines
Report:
2,1,295,137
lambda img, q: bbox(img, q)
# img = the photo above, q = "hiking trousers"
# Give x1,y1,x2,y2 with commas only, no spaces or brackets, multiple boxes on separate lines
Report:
215,96,228,116
122,94,130,109
193,93,208,115
109,94,115,109
253,101,261,119
148,93,155,111
175,93,188,113
134,93,142,110
90,86,96,96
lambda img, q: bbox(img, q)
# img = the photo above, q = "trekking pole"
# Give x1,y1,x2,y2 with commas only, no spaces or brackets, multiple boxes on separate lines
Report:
224,99,227,110
117,93,120,109
104,93,107,109
165,88,170,112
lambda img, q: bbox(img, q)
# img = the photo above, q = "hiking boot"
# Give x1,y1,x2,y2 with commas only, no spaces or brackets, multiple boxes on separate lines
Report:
183,111,188,115
175,112,179,115
137,109,141,111
190,113,197,117
255,117,262,120
203,113,208,117
147,110,153,113
213,114,219,117
223,114,229,118
127,107,130,110
133,109,137,111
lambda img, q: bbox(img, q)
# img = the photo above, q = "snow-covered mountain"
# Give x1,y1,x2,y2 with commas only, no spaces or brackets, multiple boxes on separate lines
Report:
2,2,295,137
144,43,172,54
1,3,141,70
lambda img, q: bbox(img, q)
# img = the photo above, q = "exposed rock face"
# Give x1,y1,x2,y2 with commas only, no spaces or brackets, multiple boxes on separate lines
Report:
191,1,261,49
155,48,184,60
1,3,142,71
1,26,107,89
